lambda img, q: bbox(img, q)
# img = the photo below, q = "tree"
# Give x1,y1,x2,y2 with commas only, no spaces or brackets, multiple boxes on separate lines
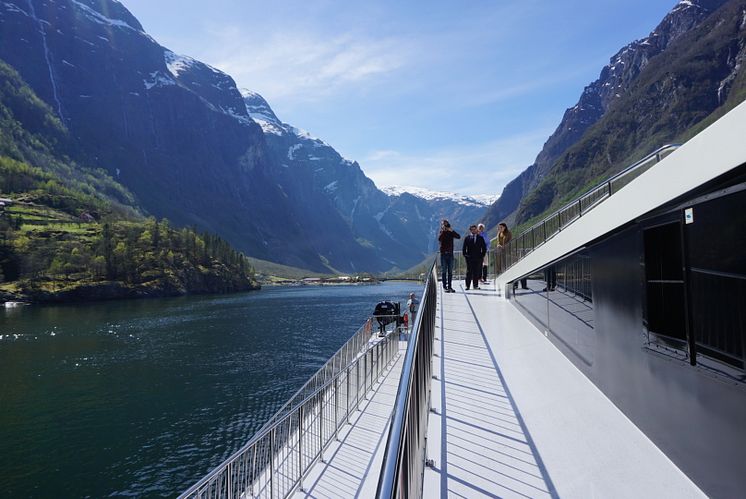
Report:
151,217,160,249
101,222,114,279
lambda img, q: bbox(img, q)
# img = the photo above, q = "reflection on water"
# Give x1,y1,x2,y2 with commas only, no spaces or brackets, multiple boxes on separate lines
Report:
0,282,418,497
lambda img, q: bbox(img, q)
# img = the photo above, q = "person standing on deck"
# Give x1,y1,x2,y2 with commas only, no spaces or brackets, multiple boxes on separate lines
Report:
406,292,418,330
496,222,512,274
463,224,487,290
478,223,490,283
438,220,460,293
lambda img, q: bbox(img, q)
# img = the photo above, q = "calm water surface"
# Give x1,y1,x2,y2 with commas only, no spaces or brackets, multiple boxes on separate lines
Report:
0,282,418,498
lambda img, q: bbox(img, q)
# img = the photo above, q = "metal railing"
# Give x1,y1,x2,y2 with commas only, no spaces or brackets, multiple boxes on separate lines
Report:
258,317,380,432
179,319,401,499
377,260,438,498
493,144,680,275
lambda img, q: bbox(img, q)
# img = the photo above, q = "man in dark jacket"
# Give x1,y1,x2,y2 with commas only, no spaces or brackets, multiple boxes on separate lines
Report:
438,220,460,293
462,224,487,290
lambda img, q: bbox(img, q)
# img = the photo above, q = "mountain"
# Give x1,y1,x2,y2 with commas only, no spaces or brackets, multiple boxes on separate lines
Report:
242,91,490,269
483,0,744,229
0,0,366,273
0,0,487,273
0,0,348,272
242,89,413,272
0,60,259,301
381,186,498,207
381,186,495,251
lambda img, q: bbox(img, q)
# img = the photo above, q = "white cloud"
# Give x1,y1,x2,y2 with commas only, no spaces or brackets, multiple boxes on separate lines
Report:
363,127,552,196
203,27,415,103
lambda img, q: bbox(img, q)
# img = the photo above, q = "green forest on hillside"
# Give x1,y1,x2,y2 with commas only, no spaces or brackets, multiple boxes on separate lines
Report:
0,157,258,302
0,61,258,302
512,1,746,231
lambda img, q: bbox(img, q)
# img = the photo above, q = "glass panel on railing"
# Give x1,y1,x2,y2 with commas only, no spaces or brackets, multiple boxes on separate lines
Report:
610,156,655,193
497,146,678,273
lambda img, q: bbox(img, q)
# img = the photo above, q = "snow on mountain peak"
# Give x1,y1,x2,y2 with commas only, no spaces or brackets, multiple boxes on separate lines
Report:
382,186,497,207
240,89,329,147
164,50,197,77
240,89,262,100
240,89,284,135
71,0,139,31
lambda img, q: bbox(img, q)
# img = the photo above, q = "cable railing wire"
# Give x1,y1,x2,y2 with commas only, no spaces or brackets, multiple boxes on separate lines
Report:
179,315,403,499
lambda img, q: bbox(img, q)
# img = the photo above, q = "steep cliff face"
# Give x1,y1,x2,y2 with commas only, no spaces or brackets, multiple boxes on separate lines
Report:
244,92,491,271
1,0,392,272
484,0,734,229
0,0,299,262
515,0,746,223
0,0,486,273
243,90,413,271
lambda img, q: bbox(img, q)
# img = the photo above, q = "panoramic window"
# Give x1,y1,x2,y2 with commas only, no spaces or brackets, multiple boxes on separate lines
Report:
685,188,746,371
643,222,687,346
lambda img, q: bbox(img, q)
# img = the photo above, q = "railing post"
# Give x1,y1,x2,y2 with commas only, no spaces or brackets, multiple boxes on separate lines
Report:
298,405,304,492
346,366,351,424
334,376,340,441
319,393,325,463
363,350,368,399
250,443,257,498
227,461,233,499
356,360,361,409
371,341,383,380
269,428,275,499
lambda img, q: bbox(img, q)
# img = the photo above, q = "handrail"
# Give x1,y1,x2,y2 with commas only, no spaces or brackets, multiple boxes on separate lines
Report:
377,259,438,498
493,144,680,275
179,316,403,499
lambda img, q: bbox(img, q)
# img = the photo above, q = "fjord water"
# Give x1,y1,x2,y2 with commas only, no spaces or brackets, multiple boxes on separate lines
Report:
0,281,416,498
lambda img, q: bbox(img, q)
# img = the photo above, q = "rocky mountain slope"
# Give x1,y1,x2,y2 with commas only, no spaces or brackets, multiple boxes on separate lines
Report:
483,0,744,229
244,91,492,264
380,186,495,252
0,0,303,263
0,61,259,301
1,0,488,273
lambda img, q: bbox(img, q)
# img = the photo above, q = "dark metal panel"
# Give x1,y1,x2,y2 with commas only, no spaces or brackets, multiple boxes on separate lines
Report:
589,227,746,499
506,170,746,498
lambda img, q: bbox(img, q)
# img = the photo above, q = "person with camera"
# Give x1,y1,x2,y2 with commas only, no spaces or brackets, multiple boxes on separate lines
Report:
438,220,460,293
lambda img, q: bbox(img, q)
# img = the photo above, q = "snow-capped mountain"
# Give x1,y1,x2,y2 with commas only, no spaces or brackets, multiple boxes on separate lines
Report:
380,186,493,253
0,0,390,272
0,0,490,273
242,92,492,267
382,186,498,207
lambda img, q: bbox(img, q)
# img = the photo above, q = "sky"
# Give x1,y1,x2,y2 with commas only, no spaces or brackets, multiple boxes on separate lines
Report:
121,0,679,197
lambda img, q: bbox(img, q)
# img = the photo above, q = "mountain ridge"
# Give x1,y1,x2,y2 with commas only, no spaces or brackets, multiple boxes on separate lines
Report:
483,0,737,229
0,60,260,301
1,0,492,273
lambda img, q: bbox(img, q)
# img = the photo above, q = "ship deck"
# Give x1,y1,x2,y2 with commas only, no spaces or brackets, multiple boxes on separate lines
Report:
295,283,706,498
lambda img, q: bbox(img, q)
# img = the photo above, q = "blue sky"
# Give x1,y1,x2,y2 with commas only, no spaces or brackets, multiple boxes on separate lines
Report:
122,0,678,196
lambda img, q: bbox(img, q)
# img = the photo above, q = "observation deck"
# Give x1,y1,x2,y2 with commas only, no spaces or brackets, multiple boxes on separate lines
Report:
291,282,704,498
182,99,746,499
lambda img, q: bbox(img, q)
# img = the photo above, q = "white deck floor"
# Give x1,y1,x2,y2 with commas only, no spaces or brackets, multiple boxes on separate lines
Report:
423,282,705,499
297,283,707,498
